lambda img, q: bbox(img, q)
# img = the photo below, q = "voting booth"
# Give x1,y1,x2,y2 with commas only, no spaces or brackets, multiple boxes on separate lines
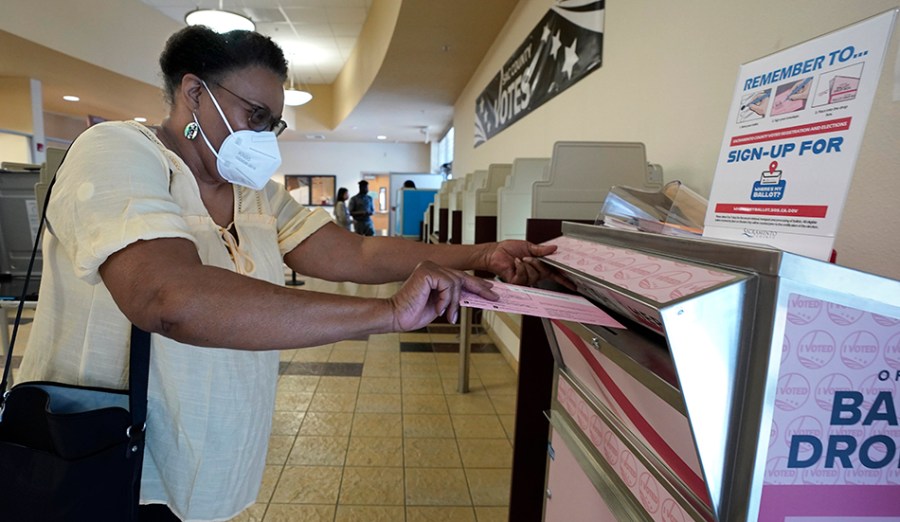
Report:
447,172,476,244
429,178,461,243
497,158,550,241
535,222,900,521
461,163,511,245
532,142,661,221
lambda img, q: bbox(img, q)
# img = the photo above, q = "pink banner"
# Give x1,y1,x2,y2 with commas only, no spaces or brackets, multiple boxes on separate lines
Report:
759,293,900,520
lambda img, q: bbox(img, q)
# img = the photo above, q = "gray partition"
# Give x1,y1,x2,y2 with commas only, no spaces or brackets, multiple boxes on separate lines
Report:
462,163,511,245
447,173,474,244
497,158,550,242
0,168,41,276
532,142,662,220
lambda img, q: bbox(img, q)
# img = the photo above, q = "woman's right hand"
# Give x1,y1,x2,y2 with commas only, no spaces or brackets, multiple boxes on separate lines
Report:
388,261,497,331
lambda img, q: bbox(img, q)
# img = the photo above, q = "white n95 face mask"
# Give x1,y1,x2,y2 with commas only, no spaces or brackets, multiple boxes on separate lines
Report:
194,80,282,191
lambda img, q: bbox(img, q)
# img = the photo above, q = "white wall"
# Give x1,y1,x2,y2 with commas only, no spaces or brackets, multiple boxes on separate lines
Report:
278,140,430,215
453,0,900,280
0,132,31,164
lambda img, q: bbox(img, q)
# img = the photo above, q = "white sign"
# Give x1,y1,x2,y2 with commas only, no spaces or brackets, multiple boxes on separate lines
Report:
703,10,897,261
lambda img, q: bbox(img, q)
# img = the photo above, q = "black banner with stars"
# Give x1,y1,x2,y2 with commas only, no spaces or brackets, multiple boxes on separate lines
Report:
474,0,604,147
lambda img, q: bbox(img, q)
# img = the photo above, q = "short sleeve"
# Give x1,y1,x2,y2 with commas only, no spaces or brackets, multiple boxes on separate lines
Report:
265,182,333,255
47,122,196,284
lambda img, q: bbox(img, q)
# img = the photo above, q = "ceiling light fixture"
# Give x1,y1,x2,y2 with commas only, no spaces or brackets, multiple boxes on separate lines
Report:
284,59,312,106
185,1,255,33
63,95,80,102
376,135,387,140
134,117,147,123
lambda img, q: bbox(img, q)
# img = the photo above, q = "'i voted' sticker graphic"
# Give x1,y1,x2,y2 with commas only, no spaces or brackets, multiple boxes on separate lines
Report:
887,465,900,486
613,262,661,281
859,374,896,411
872,313,900,327
601,431,621,466
661,499,687,522
787,294,823,325
669,281,718,301
588,416,605,451
593,256,634,273
814,373,854,411
883,332,900,370
784,416,824,458
766,457,799,485
619,451,639,488
637,472,661,514
844,462,883,485
800,462,842,485
797,330,836,369
827,302,865,326
839,330,880,369
638,270,693,290
776,373,811,411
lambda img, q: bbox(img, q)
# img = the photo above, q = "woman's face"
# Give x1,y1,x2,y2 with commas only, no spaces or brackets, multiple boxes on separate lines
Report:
188,65,286,184
197,65,286,146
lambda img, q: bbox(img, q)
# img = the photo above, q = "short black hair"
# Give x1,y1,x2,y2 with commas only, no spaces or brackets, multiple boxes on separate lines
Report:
159,25,288,105
358,180,369,186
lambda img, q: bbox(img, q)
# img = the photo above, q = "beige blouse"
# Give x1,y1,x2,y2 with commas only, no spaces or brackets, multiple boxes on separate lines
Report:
19,121,332,521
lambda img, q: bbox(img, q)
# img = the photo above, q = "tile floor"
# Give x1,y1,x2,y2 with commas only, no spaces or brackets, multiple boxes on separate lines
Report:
7,277,518,522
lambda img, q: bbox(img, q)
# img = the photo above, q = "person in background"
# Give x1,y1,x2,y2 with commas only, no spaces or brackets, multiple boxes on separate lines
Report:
17,26,558,522
333,186,351,231
348,179,375,236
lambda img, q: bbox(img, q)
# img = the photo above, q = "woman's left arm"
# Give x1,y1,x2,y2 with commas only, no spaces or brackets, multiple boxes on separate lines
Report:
285,222,557,285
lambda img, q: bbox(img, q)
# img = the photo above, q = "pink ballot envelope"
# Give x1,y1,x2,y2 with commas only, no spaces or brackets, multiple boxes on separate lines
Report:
460,280,625,328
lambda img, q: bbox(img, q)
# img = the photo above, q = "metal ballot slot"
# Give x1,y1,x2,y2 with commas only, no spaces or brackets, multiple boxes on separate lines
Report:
539,222,900,521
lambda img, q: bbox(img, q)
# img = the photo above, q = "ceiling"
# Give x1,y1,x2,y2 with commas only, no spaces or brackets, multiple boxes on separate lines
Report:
142,0,372,86
0,0,518,143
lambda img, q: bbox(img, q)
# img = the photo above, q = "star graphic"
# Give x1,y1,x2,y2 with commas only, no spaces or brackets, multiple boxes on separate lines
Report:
561,39,579,80
541,24,551,43
551,31,562,59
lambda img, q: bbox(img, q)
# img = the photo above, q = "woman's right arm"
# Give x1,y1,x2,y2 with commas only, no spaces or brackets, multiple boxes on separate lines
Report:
98,237,494,351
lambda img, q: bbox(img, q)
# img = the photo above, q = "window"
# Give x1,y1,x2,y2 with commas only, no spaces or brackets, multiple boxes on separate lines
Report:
284,175,336,206
431,127,454,177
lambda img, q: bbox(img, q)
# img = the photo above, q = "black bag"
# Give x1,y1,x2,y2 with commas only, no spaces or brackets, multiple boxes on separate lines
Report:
0,328,149,521
0,162,151,521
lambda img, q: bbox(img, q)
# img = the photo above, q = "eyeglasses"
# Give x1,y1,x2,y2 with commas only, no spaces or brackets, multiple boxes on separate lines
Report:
214,83,288,137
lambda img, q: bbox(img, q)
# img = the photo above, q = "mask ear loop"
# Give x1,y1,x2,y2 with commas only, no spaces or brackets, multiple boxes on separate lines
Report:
193,113,219,158
193,80,237,158
200,80,235,134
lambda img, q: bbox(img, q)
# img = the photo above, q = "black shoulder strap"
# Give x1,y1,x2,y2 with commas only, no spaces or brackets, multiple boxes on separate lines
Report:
0,143,152,411
1,155,60,394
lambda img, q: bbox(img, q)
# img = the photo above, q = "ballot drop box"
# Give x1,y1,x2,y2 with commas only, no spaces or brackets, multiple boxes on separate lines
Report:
538,222,900,521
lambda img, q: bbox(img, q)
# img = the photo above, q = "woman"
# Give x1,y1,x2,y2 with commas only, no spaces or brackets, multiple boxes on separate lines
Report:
334,186,352,230
18,26,556,521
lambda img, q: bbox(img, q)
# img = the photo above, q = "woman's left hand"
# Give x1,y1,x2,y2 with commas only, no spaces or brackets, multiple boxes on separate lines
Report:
484,240,559,286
